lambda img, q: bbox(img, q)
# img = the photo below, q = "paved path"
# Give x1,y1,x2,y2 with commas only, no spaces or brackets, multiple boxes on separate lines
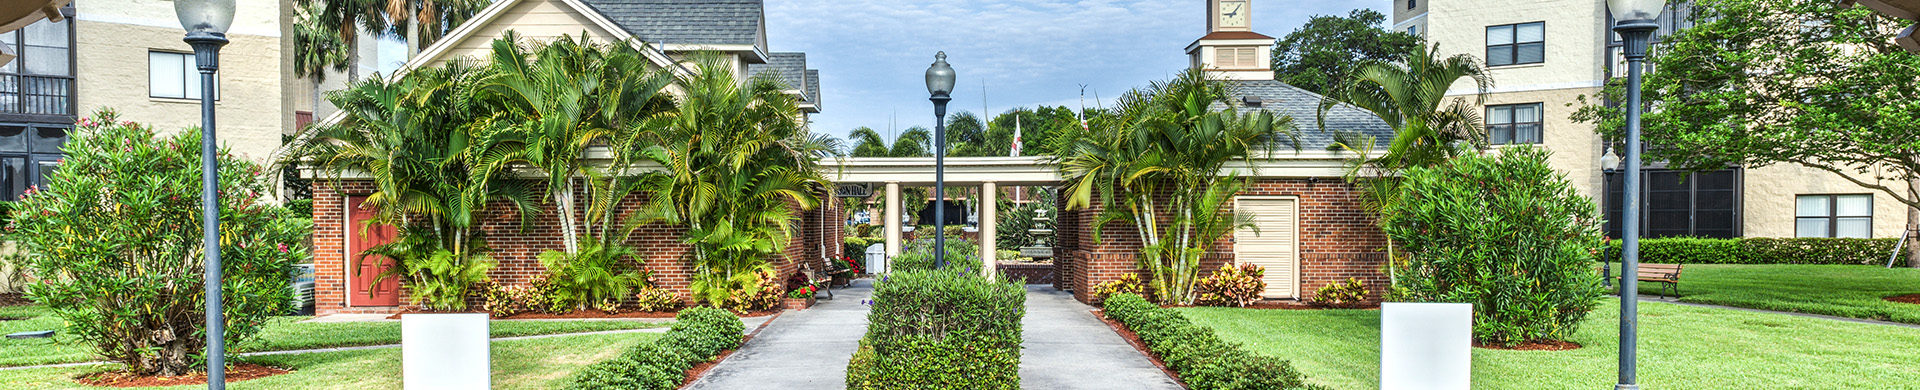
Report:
1019,285,1183,390
685,279,873,389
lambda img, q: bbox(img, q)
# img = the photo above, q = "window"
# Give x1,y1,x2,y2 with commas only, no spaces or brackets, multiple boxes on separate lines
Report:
148,51,219,100
1487,103,1543,144
1213,47,1257,69
0,123,67,201
1486,22,1545,66
1606,169,1740,239
0,18,71,76
1408,0,1417,9
1797,194,1871,238
1408,26,1417,35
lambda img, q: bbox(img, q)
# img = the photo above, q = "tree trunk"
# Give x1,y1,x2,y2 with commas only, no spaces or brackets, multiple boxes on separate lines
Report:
1907,191,1919,268
556,179,580,255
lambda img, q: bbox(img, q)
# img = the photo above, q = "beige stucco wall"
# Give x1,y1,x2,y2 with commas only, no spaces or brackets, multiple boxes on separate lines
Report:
1483,87,1606,201
1742,164,1909,238
72,20,286,163
1430,0,1608,94
1391,0,1428,36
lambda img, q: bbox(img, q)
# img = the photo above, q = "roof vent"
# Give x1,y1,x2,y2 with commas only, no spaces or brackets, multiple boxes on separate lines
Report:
1241,95,1263,108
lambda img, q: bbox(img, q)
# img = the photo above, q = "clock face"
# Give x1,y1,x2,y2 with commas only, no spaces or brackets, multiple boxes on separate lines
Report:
1219,1,1249,28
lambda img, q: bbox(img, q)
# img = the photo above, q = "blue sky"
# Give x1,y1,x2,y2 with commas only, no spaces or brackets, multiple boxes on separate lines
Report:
762,0,1391,142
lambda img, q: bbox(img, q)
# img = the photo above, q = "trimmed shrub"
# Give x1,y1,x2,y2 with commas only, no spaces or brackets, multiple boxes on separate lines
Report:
1194,264,1265,307
566,306,743,390
891,238,982,273
1381,147,1606,346
846,269,1025,389
1601,237,1898,265
1102,293,1328,390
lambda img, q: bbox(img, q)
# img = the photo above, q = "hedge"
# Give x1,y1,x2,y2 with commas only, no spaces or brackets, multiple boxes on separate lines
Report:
1102,293,1329,390
1602,237,1897,265
566,306,745,389
846,269,1025,389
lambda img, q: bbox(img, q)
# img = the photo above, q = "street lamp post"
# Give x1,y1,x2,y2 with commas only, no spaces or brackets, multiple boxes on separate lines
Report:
1608,1,1662,389
925,52,955,268
174,0,233,388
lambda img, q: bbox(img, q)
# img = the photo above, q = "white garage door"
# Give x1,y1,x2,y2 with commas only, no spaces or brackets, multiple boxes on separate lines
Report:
1235,197,1299,299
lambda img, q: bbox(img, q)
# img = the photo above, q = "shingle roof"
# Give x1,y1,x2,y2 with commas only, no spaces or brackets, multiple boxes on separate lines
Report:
748,52,807,92
805,69,820,107
1216,79,1392,151
578,0,763,46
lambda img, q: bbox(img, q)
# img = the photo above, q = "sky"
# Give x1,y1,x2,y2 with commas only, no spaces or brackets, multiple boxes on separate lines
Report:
762,0,1392,143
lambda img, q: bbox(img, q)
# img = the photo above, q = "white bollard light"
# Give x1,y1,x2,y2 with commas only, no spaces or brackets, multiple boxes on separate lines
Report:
403,313,491,390
1379,302,1472,390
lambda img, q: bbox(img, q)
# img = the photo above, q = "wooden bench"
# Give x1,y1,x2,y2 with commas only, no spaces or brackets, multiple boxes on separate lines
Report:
1598,263,1684,299
802,264,835,300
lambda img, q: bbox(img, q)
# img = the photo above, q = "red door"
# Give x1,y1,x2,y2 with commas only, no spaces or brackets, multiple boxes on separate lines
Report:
348,195,401,306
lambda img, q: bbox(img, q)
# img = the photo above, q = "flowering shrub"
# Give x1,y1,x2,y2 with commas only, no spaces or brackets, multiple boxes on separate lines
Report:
786,284,819,299
8,110,308,376
1090,273,1151,304
1313,278,1369,305
1193,264,1266,307
838,255,865,274
633,286,682,312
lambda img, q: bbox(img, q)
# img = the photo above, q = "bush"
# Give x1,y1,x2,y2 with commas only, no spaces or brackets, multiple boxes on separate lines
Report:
483,282,547,317
724,270,782,313
538,242,648,311
847,269,1025,389
566,306,743,390
1090,273,1152,304
1194,264,1265,307
1312,278,1369,305
1101,293,1327,390
1601,237,1898,265
1381,147,1605,347
633,286,682,312
7,111,309,376
891,238,982,273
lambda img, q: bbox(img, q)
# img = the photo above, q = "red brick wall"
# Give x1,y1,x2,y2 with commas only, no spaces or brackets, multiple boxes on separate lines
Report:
1056,178,1388,304
312,180,841,315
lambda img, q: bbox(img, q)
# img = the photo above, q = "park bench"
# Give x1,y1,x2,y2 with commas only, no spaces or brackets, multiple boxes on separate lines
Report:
1597,263,1684,299
802,263,836,300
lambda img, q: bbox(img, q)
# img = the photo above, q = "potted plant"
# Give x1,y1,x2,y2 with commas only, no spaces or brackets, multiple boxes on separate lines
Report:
783,284,818,310
833,255,863,286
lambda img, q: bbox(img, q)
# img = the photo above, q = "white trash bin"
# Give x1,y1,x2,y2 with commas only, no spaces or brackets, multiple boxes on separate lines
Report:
865,243,887,274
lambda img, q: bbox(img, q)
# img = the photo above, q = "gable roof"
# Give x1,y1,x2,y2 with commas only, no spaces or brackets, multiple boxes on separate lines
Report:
805,69,821,108
748,52,808,93
1216,79,1392,151
579,0,764,46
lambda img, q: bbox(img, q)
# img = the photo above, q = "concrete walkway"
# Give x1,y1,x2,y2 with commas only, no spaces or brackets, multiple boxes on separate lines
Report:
1019,285,1183,390
684,279,873,389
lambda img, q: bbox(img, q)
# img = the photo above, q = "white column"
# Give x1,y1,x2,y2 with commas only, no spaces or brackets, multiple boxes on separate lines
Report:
884,182,902,260
980,181,997,280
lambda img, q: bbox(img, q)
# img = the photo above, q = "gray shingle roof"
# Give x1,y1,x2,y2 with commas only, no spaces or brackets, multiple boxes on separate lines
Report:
805,69,820,108
578,0,763,46
748,52,807,92
1216,79,1392,151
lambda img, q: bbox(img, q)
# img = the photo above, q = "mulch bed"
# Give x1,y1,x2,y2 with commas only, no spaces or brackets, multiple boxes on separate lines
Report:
383,308,782,320
1089,309,1191,388
0,292,30,307
75,363,291,387
1885,294,1920,305
1474,339,1582,351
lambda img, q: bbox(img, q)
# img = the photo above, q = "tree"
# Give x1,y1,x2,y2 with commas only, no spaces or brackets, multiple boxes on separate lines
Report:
1058,68,1294,305
634,53,830,308
293,2,349,111
12,110,309,376
1272,9,1424,96
295,0,487,83
1572,0,1920,266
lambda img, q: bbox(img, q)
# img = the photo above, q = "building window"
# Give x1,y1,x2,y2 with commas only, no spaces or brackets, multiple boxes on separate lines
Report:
1487,103,1543,144
1797,194,1871,238
0,16,75,117
149,51,220,100
0,123,67,200
1606,169,1740,239
1408,26,1418,35
1486,22,1545,66
1213,47,1257,69
1408,0,1417,9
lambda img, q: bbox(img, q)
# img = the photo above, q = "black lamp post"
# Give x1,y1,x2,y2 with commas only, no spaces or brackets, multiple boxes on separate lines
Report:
925,52,955,268
174,0,233,387
1609,1,1662,389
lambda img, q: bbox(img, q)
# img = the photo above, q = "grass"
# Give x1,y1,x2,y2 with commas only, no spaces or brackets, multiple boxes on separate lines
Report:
1604,263,1920,324
0,305,666,367
1179,299,1920,390
0,331,655,389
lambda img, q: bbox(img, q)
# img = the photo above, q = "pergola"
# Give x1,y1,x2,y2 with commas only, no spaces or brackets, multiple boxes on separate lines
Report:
1844,0,1920,51
0,0,68,66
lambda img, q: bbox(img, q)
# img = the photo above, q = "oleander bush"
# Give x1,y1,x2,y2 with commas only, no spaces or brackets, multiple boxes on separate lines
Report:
1381,147,1606,347
1194,264,1266,307
1601,237,1897,265
846,269,1026,389
1102,293,1328,390
566,306,743,390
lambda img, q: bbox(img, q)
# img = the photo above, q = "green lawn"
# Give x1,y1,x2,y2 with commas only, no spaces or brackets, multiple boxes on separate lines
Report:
1180,299,1920,390
0,305,665,367
1605,263,1920,324
0,331,654,389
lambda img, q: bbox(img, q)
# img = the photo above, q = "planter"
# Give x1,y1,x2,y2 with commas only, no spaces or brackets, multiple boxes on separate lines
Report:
782,296,816,310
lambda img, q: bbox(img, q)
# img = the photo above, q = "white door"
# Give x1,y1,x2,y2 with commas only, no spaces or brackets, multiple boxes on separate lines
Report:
1235,197,1299,299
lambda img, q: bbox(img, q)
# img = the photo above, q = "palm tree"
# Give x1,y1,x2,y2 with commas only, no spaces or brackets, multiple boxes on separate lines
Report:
472,32,674,255
293,2,349,119
1333,43,1492,170
1057,68,1294,304
633,53,831,308
295,0,488,83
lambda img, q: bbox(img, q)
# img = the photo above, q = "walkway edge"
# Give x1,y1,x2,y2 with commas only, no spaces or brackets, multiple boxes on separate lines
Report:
1631,296,1920,329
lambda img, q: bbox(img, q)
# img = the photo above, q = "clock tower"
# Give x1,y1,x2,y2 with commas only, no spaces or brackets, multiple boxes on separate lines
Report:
1189,0,1275,80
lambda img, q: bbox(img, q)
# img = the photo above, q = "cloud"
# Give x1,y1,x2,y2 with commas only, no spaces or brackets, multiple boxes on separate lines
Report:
764,0,1389,141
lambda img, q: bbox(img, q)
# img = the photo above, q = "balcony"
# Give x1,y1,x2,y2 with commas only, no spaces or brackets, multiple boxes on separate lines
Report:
0,73,72,118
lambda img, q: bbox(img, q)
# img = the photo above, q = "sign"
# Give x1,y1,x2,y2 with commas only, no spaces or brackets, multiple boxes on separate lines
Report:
1379,302,1471,390
403,313,490,389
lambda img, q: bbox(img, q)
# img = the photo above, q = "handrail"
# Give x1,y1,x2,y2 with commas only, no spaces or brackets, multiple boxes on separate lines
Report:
0,73,75,116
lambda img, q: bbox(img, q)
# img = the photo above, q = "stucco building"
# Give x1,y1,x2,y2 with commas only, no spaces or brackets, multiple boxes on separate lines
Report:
1394,0,1907,240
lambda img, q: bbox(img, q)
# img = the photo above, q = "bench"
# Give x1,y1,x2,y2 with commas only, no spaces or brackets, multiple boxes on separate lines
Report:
802,264,835,300
1601,263,1684,299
